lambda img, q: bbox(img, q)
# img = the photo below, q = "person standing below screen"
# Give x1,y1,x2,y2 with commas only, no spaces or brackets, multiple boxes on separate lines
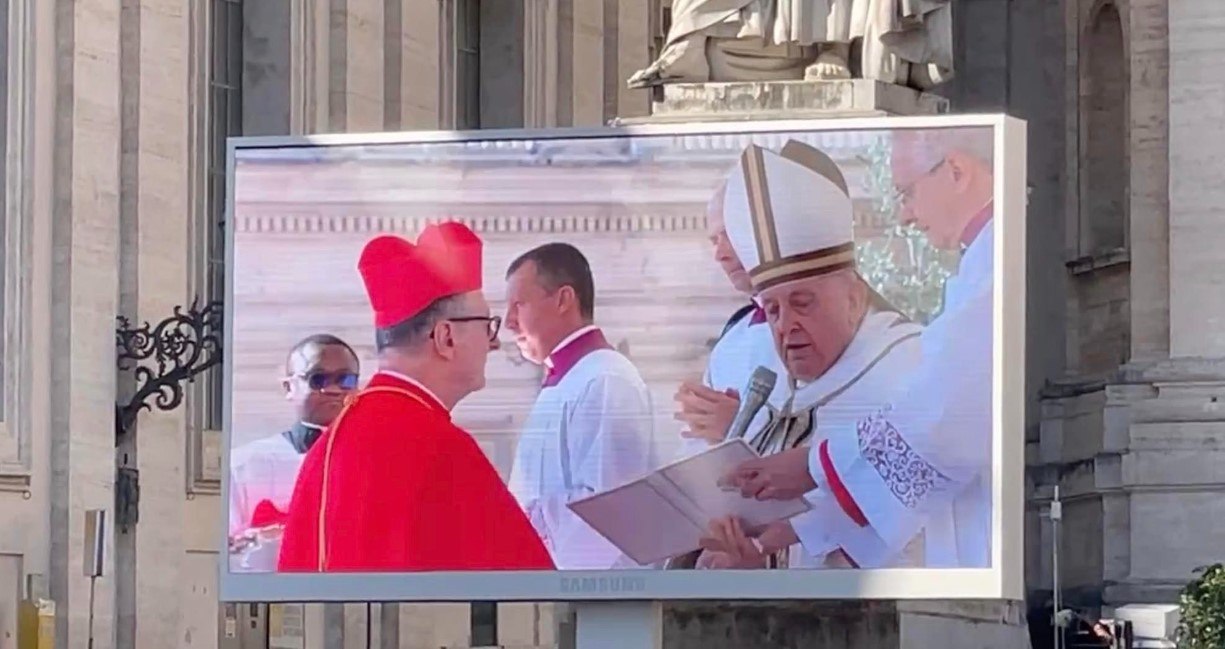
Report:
718,128,996,569
278,223,555,572
673,180,786,459
695,139,924,570
227,334,360,572
504,243,661,570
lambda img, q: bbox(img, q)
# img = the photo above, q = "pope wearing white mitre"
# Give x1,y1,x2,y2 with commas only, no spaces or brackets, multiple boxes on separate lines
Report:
704,140,925,569
720,128,996,569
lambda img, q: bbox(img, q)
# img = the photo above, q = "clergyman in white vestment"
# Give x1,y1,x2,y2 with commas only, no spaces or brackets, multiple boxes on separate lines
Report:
504,243,662,570
674,180,785,460
724,129,997,569
697,139,924,570
227,335,360,572
799,129,997,568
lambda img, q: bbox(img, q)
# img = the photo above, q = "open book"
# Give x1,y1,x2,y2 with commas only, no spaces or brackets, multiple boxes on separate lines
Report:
565,439,813,566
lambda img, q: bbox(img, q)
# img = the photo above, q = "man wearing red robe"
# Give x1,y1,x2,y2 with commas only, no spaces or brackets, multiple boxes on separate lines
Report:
277,222,556,572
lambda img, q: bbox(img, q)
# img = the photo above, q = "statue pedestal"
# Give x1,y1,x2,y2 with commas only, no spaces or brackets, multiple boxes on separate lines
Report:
613,79,949,125
604,78,1028,649
659,600,1030,649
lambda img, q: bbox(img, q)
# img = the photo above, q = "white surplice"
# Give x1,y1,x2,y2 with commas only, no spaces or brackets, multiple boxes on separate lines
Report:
509,326,663,570
228,429,314,571
739,308,923,568
794,221,995,568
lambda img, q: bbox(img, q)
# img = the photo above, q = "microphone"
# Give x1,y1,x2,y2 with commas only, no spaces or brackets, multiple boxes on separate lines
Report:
725,366,777,441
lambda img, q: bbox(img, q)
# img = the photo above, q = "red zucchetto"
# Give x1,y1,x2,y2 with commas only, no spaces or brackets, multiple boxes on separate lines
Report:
357,222,484,329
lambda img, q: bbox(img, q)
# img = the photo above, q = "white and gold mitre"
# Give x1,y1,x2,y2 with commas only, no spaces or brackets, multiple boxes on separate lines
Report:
723,140,856,292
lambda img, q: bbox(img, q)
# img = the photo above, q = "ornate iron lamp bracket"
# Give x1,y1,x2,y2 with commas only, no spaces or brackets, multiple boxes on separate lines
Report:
114,299,224,442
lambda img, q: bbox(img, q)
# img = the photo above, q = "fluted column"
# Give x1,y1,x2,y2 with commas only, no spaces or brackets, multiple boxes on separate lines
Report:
48,0,122,645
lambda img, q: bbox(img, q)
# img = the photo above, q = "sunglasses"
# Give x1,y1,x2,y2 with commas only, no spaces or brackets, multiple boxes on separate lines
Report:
292,371,360,392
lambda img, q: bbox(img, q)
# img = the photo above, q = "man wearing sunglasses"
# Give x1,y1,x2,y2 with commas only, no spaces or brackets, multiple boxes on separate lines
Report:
227,333,360,572
278,222,554,572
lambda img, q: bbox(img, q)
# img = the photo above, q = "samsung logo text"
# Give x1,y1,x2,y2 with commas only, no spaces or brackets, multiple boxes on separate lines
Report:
560,576,647,594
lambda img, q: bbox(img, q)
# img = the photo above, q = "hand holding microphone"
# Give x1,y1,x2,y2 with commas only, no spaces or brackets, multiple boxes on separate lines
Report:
674,366,777,445
673,381,741,444
725,366,777,442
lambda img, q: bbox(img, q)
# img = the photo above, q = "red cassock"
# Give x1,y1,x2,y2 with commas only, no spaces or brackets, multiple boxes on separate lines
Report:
277,372,556,572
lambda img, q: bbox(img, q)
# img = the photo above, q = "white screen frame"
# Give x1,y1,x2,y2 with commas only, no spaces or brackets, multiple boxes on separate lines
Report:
217,114,1028,603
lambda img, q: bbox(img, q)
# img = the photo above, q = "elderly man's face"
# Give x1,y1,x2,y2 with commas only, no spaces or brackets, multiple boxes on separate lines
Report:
891,139,964,250
706,186,752,294
759,271,867,382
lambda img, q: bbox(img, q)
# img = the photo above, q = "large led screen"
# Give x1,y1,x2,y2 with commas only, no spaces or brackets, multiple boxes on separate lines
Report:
219,116,1027,602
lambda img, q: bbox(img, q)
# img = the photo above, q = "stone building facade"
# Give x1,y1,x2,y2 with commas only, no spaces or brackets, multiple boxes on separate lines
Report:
0,0,1221,647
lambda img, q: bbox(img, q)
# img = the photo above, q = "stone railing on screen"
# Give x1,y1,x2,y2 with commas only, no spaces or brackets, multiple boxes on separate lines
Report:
232,202,884,238
233,212,710,236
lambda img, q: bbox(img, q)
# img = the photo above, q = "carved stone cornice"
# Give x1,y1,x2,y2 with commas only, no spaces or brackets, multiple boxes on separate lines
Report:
234,197,882,236
235,212,709,235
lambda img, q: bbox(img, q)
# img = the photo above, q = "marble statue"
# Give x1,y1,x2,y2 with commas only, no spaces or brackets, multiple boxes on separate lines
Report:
627,0,954,92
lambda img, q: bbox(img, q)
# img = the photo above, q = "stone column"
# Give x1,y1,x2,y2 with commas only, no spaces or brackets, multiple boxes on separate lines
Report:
342,0,384,131
478,1,525,128
246,0,442,135
1087,4,1225,616
399,0,440,129
1126,0,1169,362
570,0,604,125
524,0,651,127
47,0,123,646
243,0,294,135
1168,1,1225,357
522,0,557,127
303,0,391,133
3,0,62,642
614,0,652,122
123,1,193,648
265,0,442,134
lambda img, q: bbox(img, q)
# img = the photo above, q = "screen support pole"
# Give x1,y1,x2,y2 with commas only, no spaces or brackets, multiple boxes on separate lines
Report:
574,601,662,649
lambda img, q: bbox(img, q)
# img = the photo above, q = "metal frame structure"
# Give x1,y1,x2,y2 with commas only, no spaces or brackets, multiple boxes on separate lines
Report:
218,114,1028,604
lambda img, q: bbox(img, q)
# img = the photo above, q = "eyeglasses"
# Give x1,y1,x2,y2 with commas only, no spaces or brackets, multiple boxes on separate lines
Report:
444,315,502,342
896,158,947,204
291,371,360,392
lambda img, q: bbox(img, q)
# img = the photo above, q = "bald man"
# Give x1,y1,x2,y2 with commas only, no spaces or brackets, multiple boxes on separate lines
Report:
673,181,786,459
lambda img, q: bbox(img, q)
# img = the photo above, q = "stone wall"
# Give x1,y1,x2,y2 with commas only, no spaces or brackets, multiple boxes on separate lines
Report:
1027,0,1225,623
1169,0,1225,357
8,0,1224,646
0,1,662,647
663,601,1028,649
